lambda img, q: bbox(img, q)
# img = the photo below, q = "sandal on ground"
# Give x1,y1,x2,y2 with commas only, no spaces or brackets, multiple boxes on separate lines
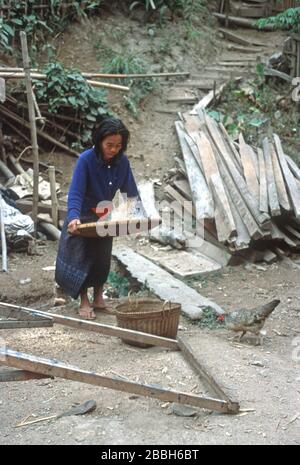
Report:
78,307,96,320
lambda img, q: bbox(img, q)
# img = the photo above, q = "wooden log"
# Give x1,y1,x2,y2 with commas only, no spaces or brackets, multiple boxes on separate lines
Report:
167,97,197,104
48,166,58,228
0,192,8,272
262,137,281,216
175,121,214,219
274,134,300,219
270,142,291,212
1,348,234,414
214,13,275,30
239,133,260,202
0,159,15,181
38,221,61,240
257,147,268,213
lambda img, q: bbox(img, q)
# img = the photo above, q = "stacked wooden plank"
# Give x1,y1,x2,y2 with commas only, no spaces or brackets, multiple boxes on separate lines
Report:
167,109,300,260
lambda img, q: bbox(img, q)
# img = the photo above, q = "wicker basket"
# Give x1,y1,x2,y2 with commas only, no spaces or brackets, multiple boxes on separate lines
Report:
115,298,181,348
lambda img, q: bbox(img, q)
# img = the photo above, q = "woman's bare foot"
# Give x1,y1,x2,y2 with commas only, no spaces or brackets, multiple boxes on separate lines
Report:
79,289,96,319
78,307,96,320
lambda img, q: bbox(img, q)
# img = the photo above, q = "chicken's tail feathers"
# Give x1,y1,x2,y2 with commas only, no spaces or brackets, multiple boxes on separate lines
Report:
260,299,280,317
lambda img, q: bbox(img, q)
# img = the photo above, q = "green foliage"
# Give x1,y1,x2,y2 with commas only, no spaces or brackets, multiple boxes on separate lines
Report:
107,271,130,297
257,6,300,32
192,307,223,330
0,1,103,56
34,62,108,150
102,52,157,116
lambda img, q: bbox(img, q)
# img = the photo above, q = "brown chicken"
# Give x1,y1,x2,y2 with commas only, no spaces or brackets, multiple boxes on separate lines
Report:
218,299,280,344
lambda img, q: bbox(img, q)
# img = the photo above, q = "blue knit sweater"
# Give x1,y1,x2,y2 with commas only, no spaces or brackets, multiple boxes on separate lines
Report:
67,147,139,223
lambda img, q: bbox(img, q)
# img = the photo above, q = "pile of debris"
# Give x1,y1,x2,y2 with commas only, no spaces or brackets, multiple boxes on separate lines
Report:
164,109,300,264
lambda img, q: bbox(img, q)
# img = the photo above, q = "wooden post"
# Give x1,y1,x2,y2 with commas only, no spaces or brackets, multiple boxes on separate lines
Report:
20,31,39,237
0,192,8,272
48,166,58,228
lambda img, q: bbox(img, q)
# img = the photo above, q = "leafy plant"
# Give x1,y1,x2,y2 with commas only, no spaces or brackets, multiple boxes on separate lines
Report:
0,0,103,57
103,52,157,116
257,4,300,32
107,271,130,297
33,62,109,150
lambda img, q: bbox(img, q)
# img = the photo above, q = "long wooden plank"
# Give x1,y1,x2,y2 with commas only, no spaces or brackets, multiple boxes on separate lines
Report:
205,114,271,230
239,133,260,202
139,249,221,278
274,134,300,219
0,302,178,350
210,173,237,242
219,123,244,174
262,137,281,216
175,121,214,219
196,118,255,244
218,27,268,46
194,131,236,241
113,246,225,318
258,147,268,213
270,142,291,212
0,348,234,414
177,337,239,413
220,175,251,250
286,155,300,181
196,124,251,248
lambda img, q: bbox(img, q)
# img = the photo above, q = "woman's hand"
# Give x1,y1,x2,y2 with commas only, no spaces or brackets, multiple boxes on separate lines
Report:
68,219,81,235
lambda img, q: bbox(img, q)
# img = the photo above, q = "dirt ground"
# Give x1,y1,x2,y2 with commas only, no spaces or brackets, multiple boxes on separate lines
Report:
0,11,299,445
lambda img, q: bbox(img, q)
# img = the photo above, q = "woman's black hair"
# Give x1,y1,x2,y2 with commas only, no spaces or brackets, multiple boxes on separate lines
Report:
92,117,130,157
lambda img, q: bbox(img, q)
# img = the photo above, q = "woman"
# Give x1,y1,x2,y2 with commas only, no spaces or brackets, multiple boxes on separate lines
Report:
55,117,139,319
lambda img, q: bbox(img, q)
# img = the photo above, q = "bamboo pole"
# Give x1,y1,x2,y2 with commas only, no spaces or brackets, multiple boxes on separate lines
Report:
0,72,129,91
20,31,39,237
0,68,189,79
48,166,58,228
0,192,8,272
